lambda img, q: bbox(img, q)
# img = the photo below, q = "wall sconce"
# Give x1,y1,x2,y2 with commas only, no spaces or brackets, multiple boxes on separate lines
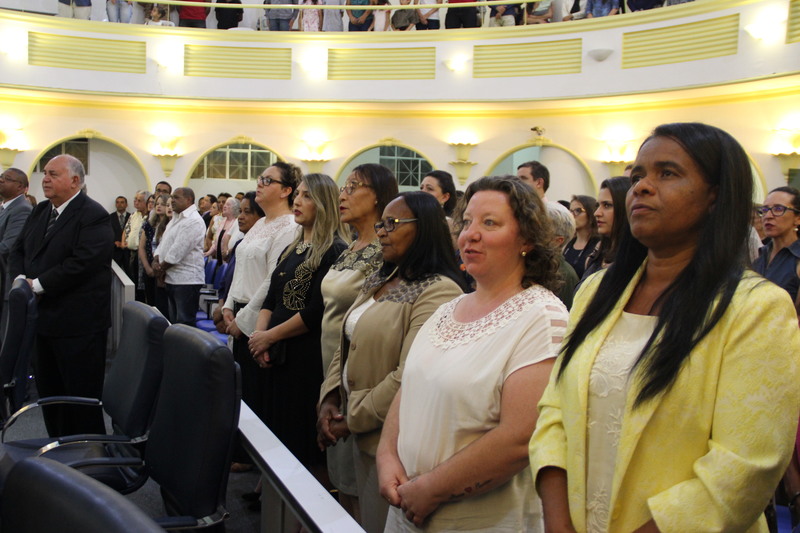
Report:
587,49,613,62
744,5,787,44
151,41,184,73
443,53,471,73
0,129,23,169
153,154,180,178
774,153,800,178
301,159,329,174
602,161,630,176
0,27,27,63
298,48,328,81
300,130,330,173
771,128,800,177
449,142,478,185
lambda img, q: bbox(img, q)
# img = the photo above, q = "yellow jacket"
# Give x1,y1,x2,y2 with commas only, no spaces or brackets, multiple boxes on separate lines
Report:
530,266,800,533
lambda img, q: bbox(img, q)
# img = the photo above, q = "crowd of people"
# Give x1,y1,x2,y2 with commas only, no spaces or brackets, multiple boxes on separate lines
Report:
54,0,696,29
4,121,800,533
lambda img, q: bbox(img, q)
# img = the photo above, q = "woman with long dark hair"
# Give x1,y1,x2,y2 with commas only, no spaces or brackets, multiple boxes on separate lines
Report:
530,123,800,532
138,193,169,312
563,194,599,279
582,176,631,280
318,191,464,533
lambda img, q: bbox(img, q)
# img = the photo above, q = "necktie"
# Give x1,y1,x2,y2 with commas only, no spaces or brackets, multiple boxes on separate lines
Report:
119,213,125,227
45,208,58,238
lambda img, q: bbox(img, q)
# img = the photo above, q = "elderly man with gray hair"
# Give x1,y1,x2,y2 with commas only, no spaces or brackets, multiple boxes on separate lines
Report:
546,202,579,309
122,189,149,301
9,154,113,437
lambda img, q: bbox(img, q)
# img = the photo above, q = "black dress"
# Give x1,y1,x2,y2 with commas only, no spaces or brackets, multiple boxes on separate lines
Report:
563,236,599,279
260,238,348,467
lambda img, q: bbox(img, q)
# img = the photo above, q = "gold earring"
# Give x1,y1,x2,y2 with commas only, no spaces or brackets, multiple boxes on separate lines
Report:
521,251,527,257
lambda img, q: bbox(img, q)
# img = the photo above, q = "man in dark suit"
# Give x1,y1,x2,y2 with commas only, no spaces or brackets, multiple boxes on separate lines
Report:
0,168,33,334
0,168,32,264
9,154,113,437
109,195,129,269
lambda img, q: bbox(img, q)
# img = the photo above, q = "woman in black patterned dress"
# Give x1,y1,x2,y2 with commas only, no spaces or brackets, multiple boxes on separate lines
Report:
248,173,349,473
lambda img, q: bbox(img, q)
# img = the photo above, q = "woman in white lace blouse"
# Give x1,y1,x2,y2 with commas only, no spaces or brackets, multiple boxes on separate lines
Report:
376,176,569,532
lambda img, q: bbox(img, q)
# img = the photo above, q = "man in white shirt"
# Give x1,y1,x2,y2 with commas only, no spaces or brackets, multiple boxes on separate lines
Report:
517,160,572,217
153,187,205,326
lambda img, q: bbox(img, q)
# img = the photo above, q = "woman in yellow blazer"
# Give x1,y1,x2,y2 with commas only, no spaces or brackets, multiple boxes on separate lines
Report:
529,122,800,533
318,191,464,533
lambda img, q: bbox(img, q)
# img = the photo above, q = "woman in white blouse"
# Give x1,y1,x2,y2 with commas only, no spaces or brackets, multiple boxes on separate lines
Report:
376,176,568,532
221,162,300,429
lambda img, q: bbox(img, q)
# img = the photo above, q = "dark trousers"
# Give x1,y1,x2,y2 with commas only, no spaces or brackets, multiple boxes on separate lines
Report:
154,285,169,320
416,19,440,29
166,284,201,326
34,331,107,438
348,18,372,31
179,18,206,27
445,6,478,28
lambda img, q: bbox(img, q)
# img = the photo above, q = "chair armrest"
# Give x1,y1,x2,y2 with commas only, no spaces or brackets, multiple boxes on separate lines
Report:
155,505,230,530
68,456,143,470
37,433,140,456
2,396,103,442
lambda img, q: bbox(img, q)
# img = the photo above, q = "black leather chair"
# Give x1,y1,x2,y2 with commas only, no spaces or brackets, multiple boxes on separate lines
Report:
0,278,37,422
143,324,241,530
1,457,163,533
0,301,168,494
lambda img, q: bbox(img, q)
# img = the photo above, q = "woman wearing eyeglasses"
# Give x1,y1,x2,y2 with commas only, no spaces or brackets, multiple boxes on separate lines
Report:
319,163,397,519
318,191,464,533
220,162,300,471
752,186,800,309
563,195,599,279
376,176,567,532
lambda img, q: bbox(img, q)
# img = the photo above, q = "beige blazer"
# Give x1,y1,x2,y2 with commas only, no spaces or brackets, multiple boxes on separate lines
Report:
530,266,800,532
320,272,463,454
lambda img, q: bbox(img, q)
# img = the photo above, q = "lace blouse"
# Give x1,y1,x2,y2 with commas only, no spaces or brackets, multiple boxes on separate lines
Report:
586,311,657,533
389,285,568,532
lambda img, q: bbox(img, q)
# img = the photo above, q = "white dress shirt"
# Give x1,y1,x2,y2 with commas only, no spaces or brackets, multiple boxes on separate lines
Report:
156,203,205,285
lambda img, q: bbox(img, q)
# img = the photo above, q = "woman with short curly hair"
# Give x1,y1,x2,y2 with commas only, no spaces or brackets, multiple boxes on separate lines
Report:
377,176,568,532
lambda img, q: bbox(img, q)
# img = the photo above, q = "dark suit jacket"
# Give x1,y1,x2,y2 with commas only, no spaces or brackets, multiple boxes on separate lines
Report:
0,195,32,261
109,210,130,267
9,192,114,337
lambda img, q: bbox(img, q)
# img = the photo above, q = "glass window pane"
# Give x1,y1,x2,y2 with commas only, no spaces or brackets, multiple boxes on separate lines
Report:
207,151,227,179
229,151,247,180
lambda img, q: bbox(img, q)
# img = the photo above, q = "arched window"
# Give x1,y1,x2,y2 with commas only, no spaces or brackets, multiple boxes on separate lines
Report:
190,143,278,181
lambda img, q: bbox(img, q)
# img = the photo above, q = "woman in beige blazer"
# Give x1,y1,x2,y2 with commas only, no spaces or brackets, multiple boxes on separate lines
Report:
318,192,464,533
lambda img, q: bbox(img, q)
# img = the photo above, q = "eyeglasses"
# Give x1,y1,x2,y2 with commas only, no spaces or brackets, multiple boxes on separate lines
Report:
570,207,585,216
374,217,417,233
258,176,287,187
756,205,800,217
339,181,371,195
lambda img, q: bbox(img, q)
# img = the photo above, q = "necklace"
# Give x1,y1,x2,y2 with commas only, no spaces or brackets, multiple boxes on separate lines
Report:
296,241,312,254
